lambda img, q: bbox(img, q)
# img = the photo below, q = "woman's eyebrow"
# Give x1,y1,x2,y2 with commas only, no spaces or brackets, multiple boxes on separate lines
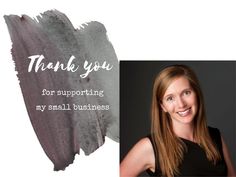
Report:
164,88,192,98
163,93,173,99
182,88,192,91
181,88,192,93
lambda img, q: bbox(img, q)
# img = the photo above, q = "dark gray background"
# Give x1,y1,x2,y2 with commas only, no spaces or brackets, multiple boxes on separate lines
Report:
120,61,236,176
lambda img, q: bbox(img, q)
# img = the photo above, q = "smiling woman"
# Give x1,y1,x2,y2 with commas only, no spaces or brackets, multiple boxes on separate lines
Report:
120,64,236,177
160,77,198,127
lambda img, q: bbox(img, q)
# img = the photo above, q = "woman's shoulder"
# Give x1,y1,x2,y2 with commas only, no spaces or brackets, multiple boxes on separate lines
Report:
120,136,156,176
207,126,223,150
208,126,220,133
208,126,221,139
133,136,154,155
133,137,156,171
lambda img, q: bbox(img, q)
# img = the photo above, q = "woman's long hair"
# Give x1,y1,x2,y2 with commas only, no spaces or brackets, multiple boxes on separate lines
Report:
151,65,221,177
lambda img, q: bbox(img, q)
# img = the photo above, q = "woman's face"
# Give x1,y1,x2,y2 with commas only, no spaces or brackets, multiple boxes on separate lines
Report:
161,76,198,126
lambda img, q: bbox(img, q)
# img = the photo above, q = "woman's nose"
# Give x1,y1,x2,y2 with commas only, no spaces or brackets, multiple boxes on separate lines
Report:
176,97,186,108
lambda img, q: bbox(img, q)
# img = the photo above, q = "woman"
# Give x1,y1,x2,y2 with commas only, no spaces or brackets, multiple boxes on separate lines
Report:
120,65,236,177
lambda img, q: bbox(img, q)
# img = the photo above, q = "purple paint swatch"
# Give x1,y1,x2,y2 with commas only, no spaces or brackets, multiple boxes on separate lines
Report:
4,10,119,170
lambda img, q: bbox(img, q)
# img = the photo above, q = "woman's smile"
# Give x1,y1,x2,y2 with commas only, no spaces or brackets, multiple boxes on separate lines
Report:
177,107,191,117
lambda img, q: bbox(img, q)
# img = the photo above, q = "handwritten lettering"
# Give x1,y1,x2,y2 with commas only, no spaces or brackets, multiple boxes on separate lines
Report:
28,55,79,72
27,55,113,78
80,60,113,78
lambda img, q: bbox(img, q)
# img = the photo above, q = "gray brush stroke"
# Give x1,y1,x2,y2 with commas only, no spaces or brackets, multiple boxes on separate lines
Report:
4,9,119,170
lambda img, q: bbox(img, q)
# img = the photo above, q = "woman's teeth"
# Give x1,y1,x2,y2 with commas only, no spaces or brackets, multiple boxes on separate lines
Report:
177,108,191,117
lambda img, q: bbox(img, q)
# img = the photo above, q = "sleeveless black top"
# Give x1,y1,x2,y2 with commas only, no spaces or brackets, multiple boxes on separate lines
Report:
147,127,227,176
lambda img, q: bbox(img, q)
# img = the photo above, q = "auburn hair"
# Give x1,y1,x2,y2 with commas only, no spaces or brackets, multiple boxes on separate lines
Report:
151,65,221,177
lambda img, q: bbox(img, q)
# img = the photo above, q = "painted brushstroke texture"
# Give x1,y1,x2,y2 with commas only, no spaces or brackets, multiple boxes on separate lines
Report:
4,10,119,170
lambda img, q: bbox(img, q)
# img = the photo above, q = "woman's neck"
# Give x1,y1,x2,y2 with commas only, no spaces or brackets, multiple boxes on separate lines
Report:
172,123,195,142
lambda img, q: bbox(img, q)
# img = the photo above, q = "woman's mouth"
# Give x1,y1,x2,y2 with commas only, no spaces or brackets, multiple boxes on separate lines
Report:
177,108,191,117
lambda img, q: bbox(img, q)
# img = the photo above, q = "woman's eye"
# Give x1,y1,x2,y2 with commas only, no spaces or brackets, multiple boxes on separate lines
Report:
184,90,191,95
166,96,173,102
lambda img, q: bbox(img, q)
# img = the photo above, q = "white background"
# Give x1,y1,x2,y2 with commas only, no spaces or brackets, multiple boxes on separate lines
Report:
0,1,236,177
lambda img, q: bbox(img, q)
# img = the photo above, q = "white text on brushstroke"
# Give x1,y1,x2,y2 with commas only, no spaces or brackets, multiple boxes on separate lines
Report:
27,55,113,78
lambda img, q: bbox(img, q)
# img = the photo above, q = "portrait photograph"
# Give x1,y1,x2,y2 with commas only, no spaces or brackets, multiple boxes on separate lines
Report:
120,61,236,177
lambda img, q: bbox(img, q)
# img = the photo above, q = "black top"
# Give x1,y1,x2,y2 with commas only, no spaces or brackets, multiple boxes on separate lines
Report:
146,127,227,176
